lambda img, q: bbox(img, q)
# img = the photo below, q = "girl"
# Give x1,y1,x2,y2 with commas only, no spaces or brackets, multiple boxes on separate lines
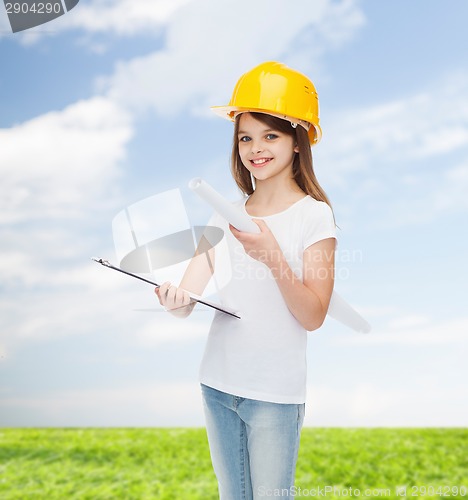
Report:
155,61,337,499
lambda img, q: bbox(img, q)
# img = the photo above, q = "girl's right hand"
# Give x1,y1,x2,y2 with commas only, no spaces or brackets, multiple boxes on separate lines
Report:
154,281,192,312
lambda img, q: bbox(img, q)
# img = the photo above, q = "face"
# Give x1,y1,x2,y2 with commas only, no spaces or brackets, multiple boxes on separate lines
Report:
237,113,299,183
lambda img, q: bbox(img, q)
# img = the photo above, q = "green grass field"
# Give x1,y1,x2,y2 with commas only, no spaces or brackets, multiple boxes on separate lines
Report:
0,428,466,499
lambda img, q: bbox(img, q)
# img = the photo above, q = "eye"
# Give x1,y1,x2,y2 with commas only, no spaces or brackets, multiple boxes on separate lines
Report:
266,133,278,140
239,136,251,142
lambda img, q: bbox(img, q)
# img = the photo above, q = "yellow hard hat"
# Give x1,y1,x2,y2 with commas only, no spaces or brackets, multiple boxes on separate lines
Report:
211,61,322,145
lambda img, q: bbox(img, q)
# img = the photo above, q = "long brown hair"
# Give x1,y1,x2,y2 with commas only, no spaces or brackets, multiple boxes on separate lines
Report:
230,112,333,211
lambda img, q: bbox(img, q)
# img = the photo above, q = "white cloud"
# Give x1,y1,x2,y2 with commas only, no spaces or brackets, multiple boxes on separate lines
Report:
0,97,135,358
320,72,468,176
0,251,41,288
387,314,430,329
60,0,192,36
0,256,215,356
0,381,206,426
0,96,133,224
355,304,400,318
0,0,193,43
306,381,468,426
0,284,135,346
2,377,466,427
363,158,468,228
2,0,365,56
333,316,468,346
101,0,365,117
433,162,468,212
315,72,468,228
447,163,468,182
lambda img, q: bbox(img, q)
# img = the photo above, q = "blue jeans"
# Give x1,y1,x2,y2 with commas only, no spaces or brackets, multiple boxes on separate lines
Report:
201,383,305,499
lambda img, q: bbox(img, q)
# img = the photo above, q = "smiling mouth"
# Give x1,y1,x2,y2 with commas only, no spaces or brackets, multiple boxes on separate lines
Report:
250,158,272,167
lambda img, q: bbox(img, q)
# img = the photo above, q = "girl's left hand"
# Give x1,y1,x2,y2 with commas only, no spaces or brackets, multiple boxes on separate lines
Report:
229,219,282,268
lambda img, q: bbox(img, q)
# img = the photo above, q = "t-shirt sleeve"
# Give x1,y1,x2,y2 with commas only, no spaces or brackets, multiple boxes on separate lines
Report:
303,201,337,250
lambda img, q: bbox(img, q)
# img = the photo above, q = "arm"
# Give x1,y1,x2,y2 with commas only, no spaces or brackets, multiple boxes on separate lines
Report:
269,237,335,331
229,219,335,331
155,233,216,318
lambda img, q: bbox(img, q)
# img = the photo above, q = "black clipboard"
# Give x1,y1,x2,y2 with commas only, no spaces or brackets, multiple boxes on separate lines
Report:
91,257,240,319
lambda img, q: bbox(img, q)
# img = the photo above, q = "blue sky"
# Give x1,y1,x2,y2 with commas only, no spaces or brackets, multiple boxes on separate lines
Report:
1,0,467,427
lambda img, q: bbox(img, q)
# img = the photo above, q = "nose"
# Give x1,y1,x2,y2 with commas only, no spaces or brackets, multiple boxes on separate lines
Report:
251,141,263,154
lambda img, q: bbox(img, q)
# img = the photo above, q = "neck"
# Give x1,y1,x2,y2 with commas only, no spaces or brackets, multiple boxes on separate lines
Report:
250,175,304,205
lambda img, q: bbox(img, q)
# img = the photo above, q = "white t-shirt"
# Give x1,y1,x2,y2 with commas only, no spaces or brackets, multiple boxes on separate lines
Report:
198,194,337,404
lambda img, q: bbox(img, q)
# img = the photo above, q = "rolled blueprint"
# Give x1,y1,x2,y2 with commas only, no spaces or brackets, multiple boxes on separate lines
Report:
189,178,261,234
327,291,371,334
189,177,371,334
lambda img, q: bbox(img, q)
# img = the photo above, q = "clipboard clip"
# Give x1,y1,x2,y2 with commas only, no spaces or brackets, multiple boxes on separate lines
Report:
91,257,111,267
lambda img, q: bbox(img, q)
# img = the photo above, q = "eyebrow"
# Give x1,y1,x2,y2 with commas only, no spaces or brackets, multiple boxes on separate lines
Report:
237,128,277,135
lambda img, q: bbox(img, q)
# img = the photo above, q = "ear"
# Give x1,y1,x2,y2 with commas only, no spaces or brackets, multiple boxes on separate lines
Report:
294,144,299,153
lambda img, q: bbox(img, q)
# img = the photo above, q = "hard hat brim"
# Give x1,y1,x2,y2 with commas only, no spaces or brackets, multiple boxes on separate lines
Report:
210,105,322,145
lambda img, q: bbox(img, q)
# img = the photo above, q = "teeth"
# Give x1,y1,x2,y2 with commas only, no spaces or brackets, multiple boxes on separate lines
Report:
252,158,270,165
